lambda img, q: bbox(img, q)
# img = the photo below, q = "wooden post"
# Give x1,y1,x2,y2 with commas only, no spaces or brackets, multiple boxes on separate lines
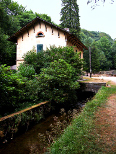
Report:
89,47,92,78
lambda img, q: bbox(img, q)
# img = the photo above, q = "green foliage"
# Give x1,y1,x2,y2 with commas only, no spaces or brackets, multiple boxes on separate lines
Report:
24,46,83,75
111,40,116,69
97,36,112,70
81,29,113,44
23,49,46,74
23,46,83,104
60,0,80,38
0,27,16,66
37,59,80,103
83,41,100,73
0,65,41,116
37,13,52,22
81,29,115,72
0,65,25,115
17,10,36,28
91,42,100,73
18,63,36,79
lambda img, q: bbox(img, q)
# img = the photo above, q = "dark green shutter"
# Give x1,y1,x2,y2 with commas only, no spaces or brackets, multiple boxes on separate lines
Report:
37,44,43,53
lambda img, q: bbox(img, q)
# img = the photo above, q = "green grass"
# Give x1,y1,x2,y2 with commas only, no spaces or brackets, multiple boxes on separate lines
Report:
49,85,116,154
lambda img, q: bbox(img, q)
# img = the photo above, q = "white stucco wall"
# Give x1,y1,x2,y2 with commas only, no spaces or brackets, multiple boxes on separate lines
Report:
16,22,67,67
67,41,83,59
16,21,83,67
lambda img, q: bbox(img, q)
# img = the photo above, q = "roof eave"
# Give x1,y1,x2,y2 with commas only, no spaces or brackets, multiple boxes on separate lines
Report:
7,16,88,50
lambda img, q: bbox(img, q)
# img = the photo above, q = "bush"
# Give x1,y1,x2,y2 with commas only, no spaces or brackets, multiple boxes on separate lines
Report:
24,46,83,75
37,59,80,103
18,63,36,79
0,65,41,116
0,65,26,116
23,50,45,74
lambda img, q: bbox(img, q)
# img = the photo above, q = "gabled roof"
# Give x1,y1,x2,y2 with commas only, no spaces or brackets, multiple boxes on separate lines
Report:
8,17,87,50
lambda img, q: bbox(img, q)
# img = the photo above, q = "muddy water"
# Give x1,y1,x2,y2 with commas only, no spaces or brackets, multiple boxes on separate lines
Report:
0,113,62,154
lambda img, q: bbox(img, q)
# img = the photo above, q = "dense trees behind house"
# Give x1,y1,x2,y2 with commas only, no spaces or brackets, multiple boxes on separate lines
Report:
81,29,116,72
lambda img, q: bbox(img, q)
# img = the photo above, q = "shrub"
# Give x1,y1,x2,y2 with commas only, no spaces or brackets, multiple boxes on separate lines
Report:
0,65,26,116
37,59,80,103
18,63,36,79
0,65,41,116
23,50,45,74
24,46,83,75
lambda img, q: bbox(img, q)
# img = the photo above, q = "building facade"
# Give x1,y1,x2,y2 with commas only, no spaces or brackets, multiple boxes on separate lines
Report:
8,17,87,68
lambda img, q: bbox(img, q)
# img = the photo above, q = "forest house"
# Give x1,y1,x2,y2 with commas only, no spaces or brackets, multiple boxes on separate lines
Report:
8,17,87,68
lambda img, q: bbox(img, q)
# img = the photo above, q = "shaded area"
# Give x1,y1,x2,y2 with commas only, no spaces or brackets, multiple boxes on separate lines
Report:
0,91,95,154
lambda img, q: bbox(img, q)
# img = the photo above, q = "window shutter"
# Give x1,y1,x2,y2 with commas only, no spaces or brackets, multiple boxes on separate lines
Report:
37,44,43,53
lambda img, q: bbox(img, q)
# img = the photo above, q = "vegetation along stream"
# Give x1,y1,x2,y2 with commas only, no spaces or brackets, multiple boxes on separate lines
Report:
0,91,95,154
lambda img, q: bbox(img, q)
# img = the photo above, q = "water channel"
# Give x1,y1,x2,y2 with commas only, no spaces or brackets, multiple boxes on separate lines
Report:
0,91,95,154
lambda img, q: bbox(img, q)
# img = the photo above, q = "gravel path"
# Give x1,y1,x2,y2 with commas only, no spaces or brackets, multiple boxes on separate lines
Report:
92,76,116,83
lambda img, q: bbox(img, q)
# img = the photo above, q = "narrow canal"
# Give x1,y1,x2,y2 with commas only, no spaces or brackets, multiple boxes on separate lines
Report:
0,91,95,154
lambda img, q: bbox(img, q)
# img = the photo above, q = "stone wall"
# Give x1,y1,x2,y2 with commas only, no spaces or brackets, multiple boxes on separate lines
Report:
80,82,106,93
0,101,53,144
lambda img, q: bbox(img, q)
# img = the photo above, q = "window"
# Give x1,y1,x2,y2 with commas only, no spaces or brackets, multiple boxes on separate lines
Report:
36,32,45,37
37,44,43,53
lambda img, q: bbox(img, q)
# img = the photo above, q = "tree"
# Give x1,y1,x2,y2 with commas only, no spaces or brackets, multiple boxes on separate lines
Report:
83,40,100,74
111,40,116,69
91,41,100,73
83,37,93,73
60,0,80,38
97,36,112,70
98,51,107,70
17,10,36,28
0,27,16,66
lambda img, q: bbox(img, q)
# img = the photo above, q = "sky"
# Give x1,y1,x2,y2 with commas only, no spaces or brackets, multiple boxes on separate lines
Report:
14,0,116,39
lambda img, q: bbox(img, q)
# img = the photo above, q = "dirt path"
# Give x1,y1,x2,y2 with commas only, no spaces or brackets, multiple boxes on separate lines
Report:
92,76,116,84
95,94,116,153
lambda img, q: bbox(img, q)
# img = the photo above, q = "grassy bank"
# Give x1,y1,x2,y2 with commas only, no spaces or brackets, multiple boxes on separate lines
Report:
49,85,116,154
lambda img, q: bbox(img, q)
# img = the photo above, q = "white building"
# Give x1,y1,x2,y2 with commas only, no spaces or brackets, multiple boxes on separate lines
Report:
8,17,87,68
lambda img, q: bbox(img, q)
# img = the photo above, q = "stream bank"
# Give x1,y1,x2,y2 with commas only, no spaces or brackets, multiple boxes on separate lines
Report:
0,90,95,154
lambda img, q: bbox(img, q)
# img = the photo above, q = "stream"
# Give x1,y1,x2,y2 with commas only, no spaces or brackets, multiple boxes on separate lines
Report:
0,91,95,154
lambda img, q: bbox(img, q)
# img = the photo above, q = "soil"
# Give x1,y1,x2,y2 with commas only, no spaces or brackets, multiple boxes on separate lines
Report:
95,94,116,153
84,76,116,153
